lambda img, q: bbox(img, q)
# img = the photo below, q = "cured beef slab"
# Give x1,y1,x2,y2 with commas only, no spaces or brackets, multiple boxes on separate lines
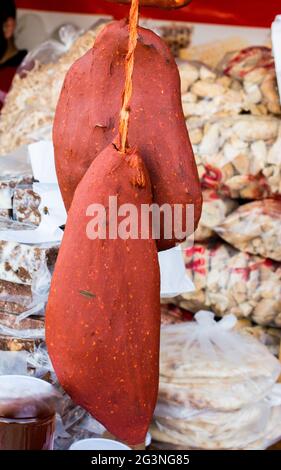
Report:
53,20,202,250
46,144,161,445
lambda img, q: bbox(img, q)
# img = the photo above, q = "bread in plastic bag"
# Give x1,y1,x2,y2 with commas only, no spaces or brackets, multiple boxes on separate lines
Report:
152,400,281,449
189,115,281,198
152,311,281,449
195,189,238,241
215,199,281,262
159,312,281,410
177,242,281,326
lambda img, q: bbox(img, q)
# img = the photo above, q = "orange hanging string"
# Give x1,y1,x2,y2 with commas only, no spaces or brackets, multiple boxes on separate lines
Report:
118,0,139,153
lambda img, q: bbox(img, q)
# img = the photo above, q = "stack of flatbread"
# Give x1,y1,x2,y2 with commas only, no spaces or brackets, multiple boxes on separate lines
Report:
151,311,281,449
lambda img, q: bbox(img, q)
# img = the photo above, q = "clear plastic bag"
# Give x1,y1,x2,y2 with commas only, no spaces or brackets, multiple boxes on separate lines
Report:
159,312,281,409
152,312,281,449
180,47,280,122
218,46,281,116
19,24,82,71
179,60,247,120
0,262,51,344
0,23,104,156
0,238,58,286
178,242,281,327
215,199,281,262
0,351,29,375
190,115,281,198
194,190,238,242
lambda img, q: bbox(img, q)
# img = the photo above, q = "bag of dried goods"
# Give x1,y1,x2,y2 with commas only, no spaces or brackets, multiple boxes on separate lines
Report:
179,60,247,119
215,199,281,262
189,115,281,198
151,311,281,450
220,46,281,116
194,190,238,242
178,242,281,327
0,24,106,156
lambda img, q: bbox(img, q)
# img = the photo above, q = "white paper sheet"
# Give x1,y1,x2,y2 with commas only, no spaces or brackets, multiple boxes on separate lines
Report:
0,141,65,244
29,141,58,183
33,183,67,228
0,146,32,177
159,247,194,297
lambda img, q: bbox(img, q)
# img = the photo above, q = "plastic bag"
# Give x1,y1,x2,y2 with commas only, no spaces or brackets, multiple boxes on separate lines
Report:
151,312,281,449
178,242,281,327
215,199,281,262
179,60,247,120
0,350,29,375
0,24,104,157
159,312,281,409
0,147,32,179
194,189,238,242
190,115,281,198
153,400,281,449
219,46,281,115
0,235,58,286
234,319,281,358
180,47,280,120
19,24,81,71
12,186,41,226
0,253,52,331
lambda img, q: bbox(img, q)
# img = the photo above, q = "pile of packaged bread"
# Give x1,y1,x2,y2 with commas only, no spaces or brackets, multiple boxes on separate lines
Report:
0,20,281,449
152,311,281,450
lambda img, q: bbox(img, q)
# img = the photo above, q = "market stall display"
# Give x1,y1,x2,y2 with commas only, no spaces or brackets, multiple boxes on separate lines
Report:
0,0,281,451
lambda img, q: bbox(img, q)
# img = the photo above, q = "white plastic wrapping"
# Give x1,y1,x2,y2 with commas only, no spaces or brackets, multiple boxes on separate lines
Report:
159,247,194,298
20,25,82,70
178,242,281,326
194,190,238,242
216,199,281,261
190,115,281,198
152,311,281,449
0,25,104,156
159,312,281,410
219,46,281,115
0,351,29,375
